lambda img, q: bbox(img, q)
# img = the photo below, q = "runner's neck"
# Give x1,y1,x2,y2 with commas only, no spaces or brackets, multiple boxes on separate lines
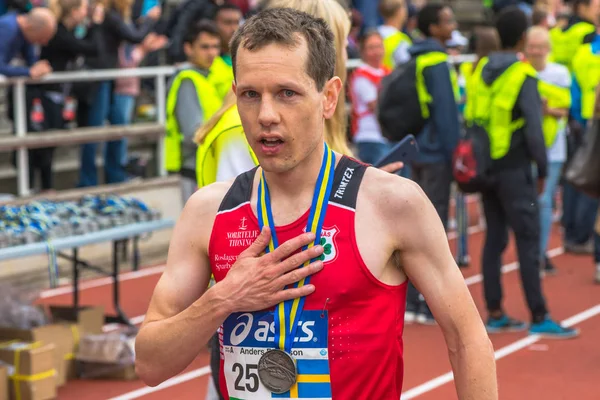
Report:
261,141,328,202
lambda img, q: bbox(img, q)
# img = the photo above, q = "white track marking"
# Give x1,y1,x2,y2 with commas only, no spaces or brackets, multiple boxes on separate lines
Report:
39,264,166,298
107,366,212,400
402,304,600,399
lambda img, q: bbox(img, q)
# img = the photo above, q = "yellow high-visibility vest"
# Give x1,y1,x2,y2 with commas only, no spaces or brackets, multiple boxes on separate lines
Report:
471,61,538,159
165,69,222,172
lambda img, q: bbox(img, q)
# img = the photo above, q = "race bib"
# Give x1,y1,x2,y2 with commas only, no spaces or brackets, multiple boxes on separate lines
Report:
222,309,332,399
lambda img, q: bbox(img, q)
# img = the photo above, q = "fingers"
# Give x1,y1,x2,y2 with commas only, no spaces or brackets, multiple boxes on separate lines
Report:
276,260,323,288
268,232,316,263
239,226,272,258
379,161,404,174
272,284,316,304
276,244,323,275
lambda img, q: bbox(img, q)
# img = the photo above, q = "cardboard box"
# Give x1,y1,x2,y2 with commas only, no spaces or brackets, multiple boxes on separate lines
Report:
0,363,8,400
0,306,104,387
0,342,56,400
76,330,137,381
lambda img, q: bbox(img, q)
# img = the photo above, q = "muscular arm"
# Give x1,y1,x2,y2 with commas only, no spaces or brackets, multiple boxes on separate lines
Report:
136,180,324,387
378,173,497,399
135,182,232,386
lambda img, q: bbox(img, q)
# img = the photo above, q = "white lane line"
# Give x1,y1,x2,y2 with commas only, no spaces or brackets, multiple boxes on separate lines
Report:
447,225,483,240
107,366,212,400
402,303,600,399
39,264,166,299
463,246,564,286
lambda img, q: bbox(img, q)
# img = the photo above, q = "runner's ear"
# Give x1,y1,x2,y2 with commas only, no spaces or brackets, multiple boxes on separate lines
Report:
322,76,343,120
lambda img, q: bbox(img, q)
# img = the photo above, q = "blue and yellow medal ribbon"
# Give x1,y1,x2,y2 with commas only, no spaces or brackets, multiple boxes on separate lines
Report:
257,143,336,353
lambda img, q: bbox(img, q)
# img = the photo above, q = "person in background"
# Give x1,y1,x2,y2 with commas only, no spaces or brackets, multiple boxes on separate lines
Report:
346,7,362,59
166,19,223,204
532,5,551,27
404,2,421,40
349,30,391,164
524,26,571,276
113,32,168,176
404,3,461,325
0,6,55,78
593,85,600,284
378,0,411,69
31,0,104,193
460,25,500,121
563,13,600,254
472,6,577,338
165,0,219,64
209,3,242,99
352,0,382,30
549,0,597,71
77,0,160,188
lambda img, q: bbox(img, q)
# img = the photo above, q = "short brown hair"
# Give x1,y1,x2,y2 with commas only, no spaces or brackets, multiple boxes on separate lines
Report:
531,7,548,26
379,0,405,19
229,7,336,91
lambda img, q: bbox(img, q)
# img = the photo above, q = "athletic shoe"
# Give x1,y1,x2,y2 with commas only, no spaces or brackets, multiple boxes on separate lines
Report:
545,257,558,274
485,315,527,333
564,240,593,255
456,255,470,268
529,316,580,339
540,257,558,277
416,301,436,325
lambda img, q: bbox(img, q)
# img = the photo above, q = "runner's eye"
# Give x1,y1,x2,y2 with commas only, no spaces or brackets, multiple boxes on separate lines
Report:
243,91,259,99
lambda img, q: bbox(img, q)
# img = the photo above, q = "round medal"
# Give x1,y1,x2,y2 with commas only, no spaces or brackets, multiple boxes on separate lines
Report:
258,349,297,394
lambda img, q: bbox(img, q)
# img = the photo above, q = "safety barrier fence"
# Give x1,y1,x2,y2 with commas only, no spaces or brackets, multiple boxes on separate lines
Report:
0,54,477,197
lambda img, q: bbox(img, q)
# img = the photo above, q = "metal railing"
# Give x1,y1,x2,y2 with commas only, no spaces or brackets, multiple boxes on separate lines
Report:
0,66,174,197
0,54,477,197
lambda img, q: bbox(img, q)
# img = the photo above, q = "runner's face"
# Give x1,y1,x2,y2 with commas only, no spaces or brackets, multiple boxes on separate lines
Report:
234,37,341,173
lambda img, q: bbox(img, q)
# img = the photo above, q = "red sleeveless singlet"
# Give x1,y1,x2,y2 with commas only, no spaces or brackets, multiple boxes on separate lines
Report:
209,156,408,399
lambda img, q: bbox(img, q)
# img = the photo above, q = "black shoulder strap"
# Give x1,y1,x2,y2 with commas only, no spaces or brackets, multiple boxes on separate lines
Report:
217,167,258,212
328,156,368,210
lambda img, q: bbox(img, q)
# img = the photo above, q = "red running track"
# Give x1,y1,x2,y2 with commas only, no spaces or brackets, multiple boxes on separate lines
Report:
34,200,600,400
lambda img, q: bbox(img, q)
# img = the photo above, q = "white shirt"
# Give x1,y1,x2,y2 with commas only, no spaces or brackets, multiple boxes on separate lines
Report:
351,64,388,144
538,62,571,163
215,135,257,182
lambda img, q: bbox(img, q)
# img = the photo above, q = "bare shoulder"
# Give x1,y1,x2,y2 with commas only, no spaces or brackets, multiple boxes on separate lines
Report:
177,179,235,247
359,167,441,250
360,167,430,216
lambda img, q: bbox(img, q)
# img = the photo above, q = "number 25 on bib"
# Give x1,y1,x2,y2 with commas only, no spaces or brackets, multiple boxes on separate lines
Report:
222,310,332,399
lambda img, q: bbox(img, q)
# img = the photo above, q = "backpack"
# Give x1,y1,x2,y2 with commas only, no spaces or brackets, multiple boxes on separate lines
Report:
376,58,424,142
452,60,535,193
377,51,449,142
452,124,492,193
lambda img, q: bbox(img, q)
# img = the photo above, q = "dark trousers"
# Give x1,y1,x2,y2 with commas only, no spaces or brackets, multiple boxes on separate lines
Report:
29,94,63,191
407,162,453,306
562,126,599,244
481,166,547,322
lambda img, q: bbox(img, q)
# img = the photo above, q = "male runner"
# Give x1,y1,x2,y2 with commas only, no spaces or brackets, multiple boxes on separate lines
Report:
135,8,497,399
